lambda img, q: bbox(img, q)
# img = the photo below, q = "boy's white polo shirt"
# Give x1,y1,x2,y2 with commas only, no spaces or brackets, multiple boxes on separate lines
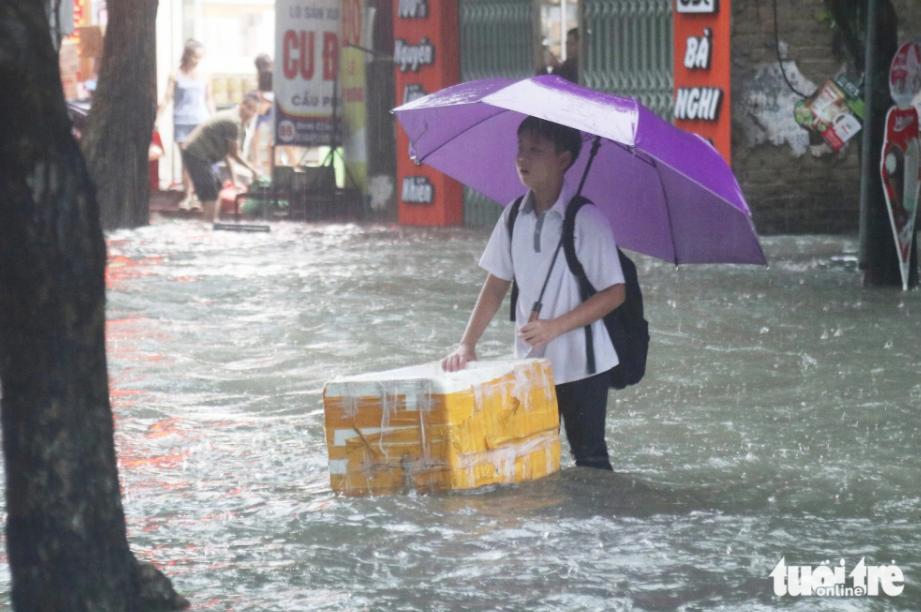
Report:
479,182,625,385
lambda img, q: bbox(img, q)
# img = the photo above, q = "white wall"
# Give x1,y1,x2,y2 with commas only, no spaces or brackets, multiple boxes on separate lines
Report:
197,0,275,75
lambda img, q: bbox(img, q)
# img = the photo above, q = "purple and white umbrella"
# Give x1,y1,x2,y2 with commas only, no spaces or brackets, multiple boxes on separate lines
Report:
393,75,766,265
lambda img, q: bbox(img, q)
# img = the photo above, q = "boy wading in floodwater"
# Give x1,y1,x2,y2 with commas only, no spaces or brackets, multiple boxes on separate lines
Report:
442,117,626,471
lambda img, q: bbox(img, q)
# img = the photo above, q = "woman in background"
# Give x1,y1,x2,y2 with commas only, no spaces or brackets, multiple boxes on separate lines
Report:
156,39,215,210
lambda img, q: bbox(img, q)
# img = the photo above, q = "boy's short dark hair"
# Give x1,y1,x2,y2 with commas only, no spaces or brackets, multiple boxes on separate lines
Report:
517,116,582,169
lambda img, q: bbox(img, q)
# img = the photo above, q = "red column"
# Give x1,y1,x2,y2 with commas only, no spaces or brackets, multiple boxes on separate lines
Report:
673,0,732,164
394,0,463,226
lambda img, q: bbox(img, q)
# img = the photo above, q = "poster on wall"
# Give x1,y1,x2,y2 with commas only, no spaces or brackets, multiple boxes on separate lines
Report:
881,41,921,291
793,76,864,151
274,0,341,147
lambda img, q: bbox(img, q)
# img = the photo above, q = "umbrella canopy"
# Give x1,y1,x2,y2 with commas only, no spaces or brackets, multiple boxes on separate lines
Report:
393,75,767,266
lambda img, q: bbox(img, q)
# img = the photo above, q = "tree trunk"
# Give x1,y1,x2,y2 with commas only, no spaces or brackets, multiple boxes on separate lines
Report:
0,2,187,610
825,0,918,288
81,0,159,231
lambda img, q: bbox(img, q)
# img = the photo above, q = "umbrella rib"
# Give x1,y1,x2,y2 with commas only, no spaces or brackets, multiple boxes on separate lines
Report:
608,137,755,226
413,107,509,166
652,160,680,266
607,132,767,265
648,152,768,265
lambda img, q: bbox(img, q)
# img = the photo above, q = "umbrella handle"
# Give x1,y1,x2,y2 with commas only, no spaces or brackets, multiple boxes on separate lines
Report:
576,135,603,198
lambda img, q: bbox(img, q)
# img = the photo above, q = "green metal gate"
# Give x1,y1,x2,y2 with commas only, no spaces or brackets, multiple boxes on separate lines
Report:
582,0,673,120
459,0,538,226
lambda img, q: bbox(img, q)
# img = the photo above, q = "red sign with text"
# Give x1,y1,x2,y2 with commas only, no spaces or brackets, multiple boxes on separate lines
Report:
673,0,731,164
394,0,462,225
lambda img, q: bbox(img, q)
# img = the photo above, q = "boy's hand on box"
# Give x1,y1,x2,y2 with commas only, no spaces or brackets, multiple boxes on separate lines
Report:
442,344,477,372
518,318,560,349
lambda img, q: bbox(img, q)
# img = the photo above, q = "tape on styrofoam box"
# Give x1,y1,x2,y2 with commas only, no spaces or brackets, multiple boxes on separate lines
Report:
322,359,561,495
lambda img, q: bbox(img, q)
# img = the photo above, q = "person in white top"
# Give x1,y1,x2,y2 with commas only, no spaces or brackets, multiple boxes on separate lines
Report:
442,117,626,470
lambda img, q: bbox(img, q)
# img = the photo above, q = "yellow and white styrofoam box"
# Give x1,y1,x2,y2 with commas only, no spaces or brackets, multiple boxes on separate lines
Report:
322,359,561,495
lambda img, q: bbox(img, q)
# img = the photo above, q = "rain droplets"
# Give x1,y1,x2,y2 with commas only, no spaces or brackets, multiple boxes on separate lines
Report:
800,353,818,371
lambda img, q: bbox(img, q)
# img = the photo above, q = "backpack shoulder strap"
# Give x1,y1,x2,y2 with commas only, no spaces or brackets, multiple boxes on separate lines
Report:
561,195,595,294
560,195,600,374
507,195,524,322
506,195,524,238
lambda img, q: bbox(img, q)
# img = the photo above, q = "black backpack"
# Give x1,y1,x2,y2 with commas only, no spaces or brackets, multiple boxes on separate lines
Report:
507,195,649,389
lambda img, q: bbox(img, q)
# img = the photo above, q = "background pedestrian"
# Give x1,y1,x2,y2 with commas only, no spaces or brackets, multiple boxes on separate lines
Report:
156,39,216,210
540,28,579,84
181,91,262,222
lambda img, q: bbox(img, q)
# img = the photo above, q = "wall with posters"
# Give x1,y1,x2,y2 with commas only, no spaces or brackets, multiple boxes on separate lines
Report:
728,0,921,234
394,0,463,226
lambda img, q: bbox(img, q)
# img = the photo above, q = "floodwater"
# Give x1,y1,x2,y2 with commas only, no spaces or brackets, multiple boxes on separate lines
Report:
2,219,920,610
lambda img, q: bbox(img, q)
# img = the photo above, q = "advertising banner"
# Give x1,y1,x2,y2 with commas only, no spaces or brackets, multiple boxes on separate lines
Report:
340,0,367,192
673,0,731,163
793,76,864,151
881,41,921,291
274,0,341,147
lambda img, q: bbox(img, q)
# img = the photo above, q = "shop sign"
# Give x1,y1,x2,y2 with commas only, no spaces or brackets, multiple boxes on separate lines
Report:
676,0,718,14
274,0,340,147
402,176,435,204
674,87,722,120
403,83,429,104
398,0,429,19
683,29,712,69
394,39,436,72
673,0,731,162
394,0,462,225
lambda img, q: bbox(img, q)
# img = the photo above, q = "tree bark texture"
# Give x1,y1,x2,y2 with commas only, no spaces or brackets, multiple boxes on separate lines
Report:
825,0,918,288
0,2,186,609
81,0,159,231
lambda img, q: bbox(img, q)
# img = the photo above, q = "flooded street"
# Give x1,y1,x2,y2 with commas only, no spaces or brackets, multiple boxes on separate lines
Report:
2,219,920,610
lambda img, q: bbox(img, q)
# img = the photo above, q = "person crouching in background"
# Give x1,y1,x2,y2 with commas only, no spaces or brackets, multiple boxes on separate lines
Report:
181,92,262,222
